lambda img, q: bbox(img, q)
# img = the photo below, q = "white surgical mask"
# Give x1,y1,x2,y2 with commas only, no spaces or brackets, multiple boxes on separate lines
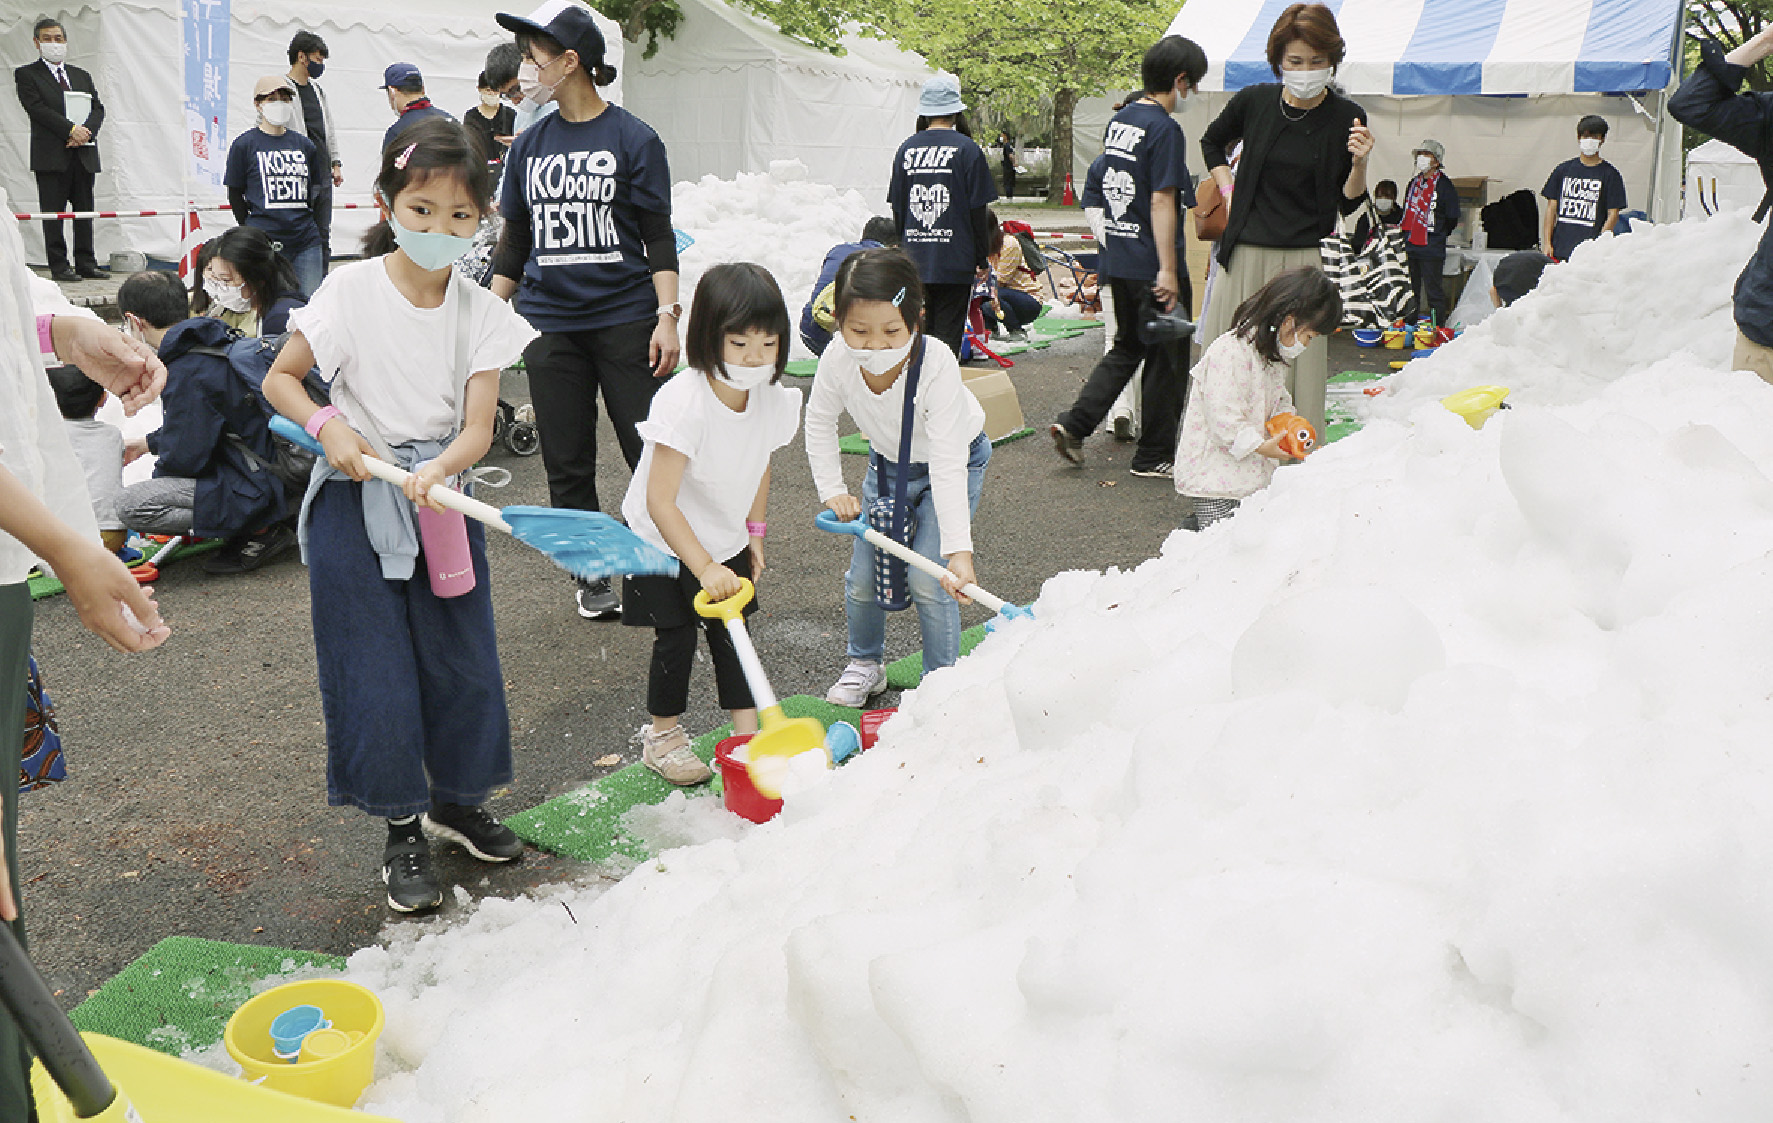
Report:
386,206,474,271
718,363,775,392
261,101,297,130
852,336,915,376
1375,199,1396,214
480,91,502,109
204,277,251,313
1578,137,1601,157
1278,334,1310,362
38,42,66,65
521,59,561,108
1281,67,1332,101
1415,154,1434,174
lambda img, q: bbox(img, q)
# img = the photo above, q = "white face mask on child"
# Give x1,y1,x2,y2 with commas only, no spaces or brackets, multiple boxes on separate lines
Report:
204,276,252,313
1278,334,1310,362
1375,199,1395,214
1578,137,1601,157
718,363,775,392
852,336,915,376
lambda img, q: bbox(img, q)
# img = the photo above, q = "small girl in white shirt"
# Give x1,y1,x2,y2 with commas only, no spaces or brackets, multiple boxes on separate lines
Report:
1173,267,1342,528
263,118,539,914
619,263,802,785
805,248,990,707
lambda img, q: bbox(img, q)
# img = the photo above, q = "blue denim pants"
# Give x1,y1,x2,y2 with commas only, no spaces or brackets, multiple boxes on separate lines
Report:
307,479,512,818
845,431,990,672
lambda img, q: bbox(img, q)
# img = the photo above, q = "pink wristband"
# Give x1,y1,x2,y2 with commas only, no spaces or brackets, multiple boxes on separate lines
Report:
304,405,344,439
746,520,767,538
36,314,55,359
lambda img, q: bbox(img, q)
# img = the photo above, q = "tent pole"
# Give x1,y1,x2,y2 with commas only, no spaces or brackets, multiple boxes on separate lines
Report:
1650,3,1691,221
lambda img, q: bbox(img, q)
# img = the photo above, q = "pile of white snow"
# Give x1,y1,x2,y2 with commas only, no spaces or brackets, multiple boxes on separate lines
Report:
269,212,1773,1121
672,161,881,359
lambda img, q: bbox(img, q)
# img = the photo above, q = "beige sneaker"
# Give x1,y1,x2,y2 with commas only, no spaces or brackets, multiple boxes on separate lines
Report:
634,724,712,785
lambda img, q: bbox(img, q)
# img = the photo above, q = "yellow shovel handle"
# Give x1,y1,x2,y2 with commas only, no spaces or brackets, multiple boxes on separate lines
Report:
692,577,755,621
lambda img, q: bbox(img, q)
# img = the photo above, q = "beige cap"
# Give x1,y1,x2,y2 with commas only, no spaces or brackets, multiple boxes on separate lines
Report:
253,74,297,99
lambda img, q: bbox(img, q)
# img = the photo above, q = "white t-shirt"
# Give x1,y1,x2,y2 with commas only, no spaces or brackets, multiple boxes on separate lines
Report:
804,335,985,556
621,370,802,566
64,417,124,531
288,258,538,445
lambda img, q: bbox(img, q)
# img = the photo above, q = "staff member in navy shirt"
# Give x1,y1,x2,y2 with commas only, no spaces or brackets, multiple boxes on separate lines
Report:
223,75,324,296
381,63,455,154
1051,36,1206,477
492,0,680,622
888,74,997,358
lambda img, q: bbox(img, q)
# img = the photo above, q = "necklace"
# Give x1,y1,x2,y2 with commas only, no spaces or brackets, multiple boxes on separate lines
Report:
1278,90,1311,121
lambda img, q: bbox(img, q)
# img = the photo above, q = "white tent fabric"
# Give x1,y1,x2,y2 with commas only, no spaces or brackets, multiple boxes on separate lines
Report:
0,0,600,264
1076,0,1684,225
624,0,933,208
1684,138,1763,220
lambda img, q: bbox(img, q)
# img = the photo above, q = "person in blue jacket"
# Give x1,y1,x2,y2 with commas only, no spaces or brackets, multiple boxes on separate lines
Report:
799,217,897,355
1671,31,1773,384
1398,140,1460,324
112,271,297,574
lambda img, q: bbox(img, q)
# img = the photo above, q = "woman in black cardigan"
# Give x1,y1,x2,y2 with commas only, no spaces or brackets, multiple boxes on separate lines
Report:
1197,2,1373,438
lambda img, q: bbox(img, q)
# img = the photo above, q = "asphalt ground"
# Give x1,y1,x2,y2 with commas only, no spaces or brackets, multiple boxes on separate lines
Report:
25,319,1291,1009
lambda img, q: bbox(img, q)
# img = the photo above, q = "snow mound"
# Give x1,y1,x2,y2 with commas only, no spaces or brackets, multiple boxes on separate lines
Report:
337,214,1773,1121
672,161,880,360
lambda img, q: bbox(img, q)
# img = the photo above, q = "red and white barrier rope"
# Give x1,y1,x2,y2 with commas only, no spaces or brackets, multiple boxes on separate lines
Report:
1027,230,1097,242
12,201,381,221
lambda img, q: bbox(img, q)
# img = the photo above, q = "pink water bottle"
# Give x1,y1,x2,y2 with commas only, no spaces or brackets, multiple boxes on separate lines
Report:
416,502,476,598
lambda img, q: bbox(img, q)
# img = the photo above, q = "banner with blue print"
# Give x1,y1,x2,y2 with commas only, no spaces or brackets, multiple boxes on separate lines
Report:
182,0,230,191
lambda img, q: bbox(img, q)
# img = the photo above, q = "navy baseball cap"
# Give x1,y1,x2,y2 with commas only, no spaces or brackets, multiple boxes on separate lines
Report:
497,0,606,64
379,62,422,89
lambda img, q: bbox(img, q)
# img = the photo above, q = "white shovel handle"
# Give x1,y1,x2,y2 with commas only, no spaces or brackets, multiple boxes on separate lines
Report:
855,523,1008,614
355,457,512,533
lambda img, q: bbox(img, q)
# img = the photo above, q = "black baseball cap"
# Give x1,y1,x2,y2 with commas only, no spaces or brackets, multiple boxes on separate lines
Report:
496,0,606,64
1493,251,1553,307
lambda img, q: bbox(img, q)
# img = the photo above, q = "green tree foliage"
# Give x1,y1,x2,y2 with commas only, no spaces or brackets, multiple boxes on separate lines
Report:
592,0,683,59
1687,0,1773,89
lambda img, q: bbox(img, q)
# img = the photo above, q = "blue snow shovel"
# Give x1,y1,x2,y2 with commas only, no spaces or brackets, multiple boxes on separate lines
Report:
814,510,1034,621
271,416,679,582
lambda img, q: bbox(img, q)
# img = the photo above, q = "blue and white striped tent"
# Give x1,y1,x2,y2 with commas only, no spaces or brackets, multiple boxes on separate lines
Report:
1169,0,1684,97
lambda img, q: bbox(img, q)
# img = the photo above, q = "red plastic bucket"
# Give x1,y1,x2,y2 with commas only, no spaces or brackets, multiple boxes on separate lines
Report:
715,733,782,824
860,708,897,751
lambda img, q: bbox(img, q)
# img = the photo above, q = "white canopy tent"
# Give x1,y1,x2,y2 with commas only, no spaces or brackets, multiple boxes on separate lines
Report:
1685,138,1762,219
0,0,620,264
623,0,933,208
1074,0,1687,226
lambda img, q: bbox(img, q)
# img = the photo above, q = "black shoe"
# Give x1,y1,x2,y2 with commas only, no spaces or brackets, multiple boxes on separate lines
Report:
424,802,524,862
1049,423,1084,465
203,524,296,574
49,267,78,283
76,262,106,279
382,831,443,913
1129,461,1174,478
575,577,620,620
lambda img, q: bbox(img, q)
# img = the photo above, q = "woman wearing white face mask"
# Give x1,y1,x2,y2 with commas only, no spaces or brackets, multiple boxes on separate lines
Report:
1399,139,1461,324
223,75,325,297
188,225,307,337
464,70,517,174
1198,2,1372,441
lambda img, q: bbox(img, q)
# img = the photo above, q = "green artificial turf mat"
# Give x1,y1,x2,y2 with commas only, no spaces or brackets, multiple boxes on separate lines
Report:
506,695,860,864
29,538,226,601
1329,369,1386,384
1027,315,1101,337
1324,400,1362,446
70,936,345,1055
785,358,820,377
841,426,1034,457
884,624,988,689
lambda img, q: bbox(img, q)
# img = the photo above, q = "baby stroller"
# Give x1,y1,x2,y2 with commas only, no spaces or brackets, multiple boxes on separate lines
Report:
490,398,540,456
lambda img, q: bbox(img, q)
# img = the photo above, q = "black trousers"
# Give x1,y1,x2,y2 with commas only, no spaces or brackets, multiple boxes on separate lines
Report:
36,167,96,271
1003,164,1017,199
314,180,333,269
1408,249,1447,324
1056,273,1193,470
623,549,757,717
924,282,972,358
522,316,662,514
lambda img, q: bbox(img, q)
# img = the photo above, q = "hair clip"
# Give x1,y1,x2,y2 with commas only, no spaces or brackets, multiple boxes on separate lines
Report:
394,143,417,171
891,287,906,307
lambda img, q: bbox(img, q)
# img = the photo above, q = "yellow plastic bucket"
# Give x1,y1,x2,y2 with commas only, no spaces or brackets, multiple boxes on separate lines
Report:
1441,385,1511,429
1382,329,1407,349
224,979,383,1108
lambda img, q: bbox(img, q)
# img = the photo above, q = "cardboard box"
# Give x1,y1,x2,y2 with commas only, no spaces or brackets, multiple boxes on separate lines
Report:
960,367,1025,441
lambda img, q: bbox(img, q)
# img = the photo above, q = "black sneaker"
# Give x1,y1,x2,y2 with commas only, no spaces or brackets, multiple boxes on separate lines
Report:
575,577,620,620
382,832,443,913
423,802,524,862
204,524,296,574
1050,423,1084,465
1129,461,1174,478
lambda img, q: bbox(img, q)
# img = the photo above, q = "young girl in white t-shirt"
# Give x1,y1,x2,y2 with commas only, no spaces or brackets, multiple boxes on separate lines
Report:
805,248,990,708
618,264,802,784
263,118,539,914
1173,267,1342,529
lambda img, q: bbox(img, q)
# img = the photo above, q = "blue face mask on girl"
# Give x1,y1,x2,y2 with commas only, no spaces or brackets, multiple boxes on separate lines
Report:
385,206,474,271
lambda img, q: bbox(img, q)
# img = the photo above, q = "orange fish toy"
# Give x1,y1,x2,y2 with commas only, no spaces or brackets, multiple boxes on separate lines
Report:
1265,412,1318,458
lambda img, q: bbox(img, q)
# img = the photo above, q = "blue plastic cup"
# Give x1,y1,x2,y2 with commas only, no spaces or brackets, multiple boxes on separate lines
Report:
268,1004,329,1062
825,721,862,765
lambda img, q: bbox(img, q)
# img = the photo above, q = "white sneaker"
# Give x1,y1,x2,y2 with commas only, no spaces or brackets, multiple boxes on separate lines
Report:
633,724,712,785
825,660,887,707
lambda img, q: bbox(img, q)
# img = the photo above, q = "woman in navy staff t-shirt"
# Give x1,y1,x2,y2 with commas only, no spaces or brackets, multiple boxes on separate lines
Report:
224,75,324,297
492,0,680,621
888,74,998,358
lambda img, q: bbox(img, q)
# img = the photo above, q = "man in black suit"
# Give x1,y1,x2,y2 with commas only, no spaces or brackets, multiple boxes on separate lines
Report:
14,17,105,281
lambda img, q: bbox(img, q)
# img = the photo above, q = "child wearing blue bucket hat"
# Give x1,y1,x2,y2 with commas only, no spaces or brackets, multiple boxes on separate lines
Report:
887,74,998,361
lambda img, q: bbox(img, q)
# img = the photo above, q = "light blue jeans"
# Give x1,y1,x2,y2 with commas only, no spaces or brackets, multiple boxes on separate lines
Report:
845,431,990,672
284,241,325,298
